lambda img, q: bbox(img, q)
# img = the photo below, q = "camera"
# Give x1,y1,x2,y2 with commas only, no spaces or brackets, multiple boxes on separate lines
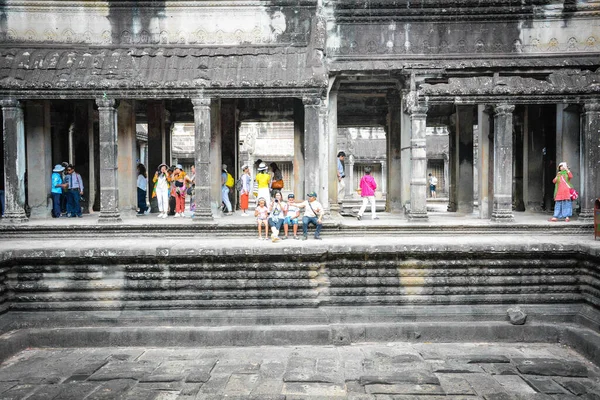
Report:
275,199,279,203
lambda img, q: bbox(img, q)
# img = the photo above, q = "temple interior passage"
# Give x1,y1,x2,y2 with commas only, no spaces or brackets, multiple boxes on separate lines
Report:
1,0,600,392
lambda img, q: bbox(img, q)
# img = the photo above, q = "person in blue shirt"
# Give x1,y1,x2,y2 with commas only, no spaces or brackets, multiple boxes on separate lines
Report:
50,164,66,218
337,151,346,202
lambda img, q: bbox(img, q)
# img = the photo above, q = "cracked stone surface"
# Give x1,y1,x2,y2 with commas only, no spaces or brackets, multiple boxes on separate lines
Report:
0,343,598,399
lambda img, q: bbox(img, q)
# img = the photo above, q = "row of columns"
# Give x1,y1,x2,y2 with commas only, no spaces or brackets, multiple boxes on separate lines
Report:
2,96,598,223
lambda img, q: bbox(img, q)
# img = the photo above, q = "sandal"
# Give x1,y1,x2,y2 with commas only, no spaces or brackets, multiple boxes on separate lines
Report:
549,218,558,222
565,217,570,222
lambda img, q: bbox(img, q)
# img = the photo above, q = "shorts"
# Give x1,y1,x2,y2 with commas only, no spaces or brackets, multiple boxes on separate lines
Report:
430,184,436,191
284,217,298,225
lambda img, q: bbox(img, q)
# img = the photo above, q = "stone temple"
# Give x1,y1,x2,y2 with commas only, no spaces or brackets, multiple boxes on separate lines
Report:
0,1,600,398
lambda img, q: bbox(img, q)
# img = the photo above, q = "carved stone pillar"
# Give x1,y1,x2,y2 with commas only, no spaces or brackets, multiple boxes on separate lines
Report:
346,155,355,199
318,100,330,214
579,101,600,221
303,96,321,197
96,98,122,223
380,160,387,195
491,104,515,222
387,92,402,212
328,85,339,212
456,105,474,214
477,105,493,219
408,105,429,221
26,101,52,217
1,99,27,222
192,97,213,220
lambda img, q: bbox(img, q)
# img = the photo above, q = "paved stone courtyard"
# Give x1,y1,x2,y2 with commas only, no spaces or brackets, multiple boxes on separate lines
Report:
0,342,598,399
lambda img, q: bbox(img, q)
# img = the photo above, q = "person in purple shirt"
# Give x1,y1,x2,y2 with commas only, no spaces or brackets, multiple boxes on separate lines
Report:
357,166,378,221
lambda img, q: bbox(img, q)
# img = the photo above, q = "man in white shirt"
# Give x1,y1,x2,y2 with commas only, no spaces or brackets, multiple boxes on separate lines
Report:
297,191,324,240
428,173,438,198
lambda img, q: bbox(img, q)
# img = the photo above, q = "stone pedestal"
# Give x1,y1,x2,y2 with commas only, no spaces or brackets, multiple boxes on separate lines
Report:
1,99,28,222
192,97,213,220
96,98,122,223
303,96,321,196
25,101,51,218
491,104,515,222
408,105,428,221
579,101,600,222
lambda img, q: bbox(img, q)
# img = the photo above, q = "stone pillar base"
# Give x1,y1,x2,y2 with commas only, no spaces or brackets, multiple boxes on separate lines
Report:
407,211,428,221
98,212,122,223
193,208,213,221
491,210,514,223
579,209,593,223
3,211,28,223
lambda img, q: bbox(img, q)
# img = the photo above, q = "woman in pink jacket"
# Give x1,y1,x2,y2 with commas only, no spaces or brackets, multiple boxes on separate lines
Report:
357,166,379,220
550,161,574,222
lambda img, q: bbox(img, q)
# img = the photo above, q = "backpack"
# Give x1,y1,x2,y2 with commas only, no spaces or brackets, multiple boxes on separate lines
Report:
235,177,243,191
225,172,235,188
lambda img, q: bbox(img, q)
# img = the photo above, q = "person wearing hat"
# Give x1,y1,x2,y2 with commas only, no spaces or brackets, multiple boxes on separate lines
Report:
152,163,170,218
337,151,346,201
171,164,187,218
240,165,252,216
297,191,324,240
221,164,233,215
50,164,66,218
283,193,300,239
256,162,271,208
551,161,575,222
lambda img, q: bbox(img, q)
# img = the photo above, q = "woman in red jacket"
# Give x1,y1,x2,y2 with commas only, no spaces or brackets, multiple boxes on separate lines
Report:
357,166,379,221
550,162,574,222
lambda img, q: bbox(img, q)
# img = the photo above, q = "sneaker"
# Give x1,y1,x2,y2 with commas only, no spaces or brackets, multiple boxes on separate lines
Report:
357,215,362,221
301,235,308,241
157,213,164,218
174,213,181,218
281,236,288,240
272,237,280,242
314,235,322,240
77,215,83,218
161,213,168,219
241,212,249,217
144,209,150,215
294,236,299,240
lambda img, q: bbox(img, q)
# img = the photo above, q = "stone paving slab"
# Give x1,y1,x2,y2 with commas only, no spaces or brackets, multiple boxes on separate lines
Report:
0,342,598,399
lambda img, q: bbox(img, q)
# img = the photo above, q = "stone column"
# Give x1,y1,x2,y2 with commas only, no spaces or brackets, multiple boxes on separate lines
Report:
381,160,387,195
491,104,515,222
387,92,402,212
147,101,165,213
580,101,600,221
556,104,581,210
400,95,412,211
210,99,221,214
25,101,52,217
293,99,305,199
456,105,474,214
303,96,321,196
1,99,27,222
408,104,429,221
346,155,355,199
96,98,121,223
477,105,492,219
117,100,136,211
319,100,330,214
447,121,457,212
328,86,339,212
192,97,213,220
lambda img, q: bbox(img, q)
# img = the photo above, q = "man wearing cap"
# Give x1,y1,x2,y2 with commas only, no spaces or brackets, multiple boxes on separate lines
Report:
221,164,233,215
51,164,66,218
65,164,84,218
297,191,324,240
337,151,346,201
